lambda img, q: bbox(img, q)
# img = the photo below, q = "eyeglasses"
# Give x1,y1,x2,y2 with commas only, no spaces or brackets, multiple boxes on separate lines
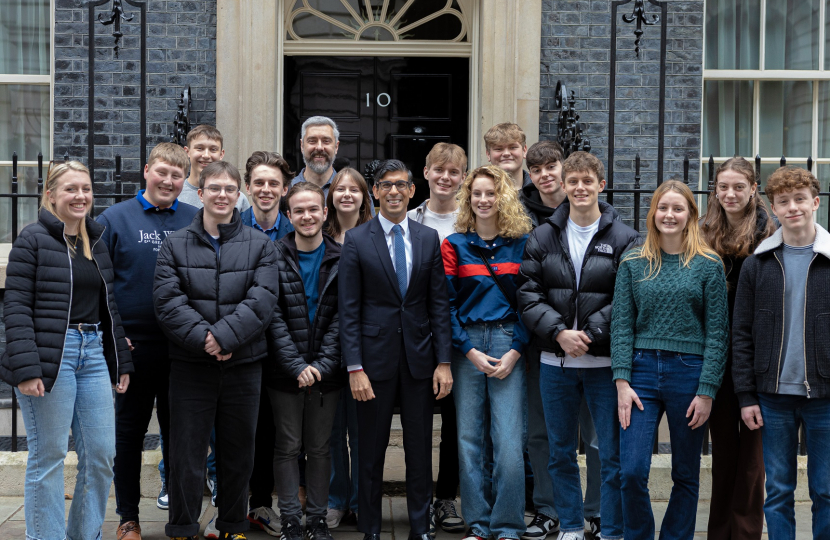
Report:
204,185,239,195
376,180,412,192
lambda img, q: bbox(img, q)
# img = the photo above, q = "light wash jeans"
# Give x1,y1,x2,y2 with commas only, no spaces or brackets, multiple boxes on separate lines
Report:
16,329,115,540
452,322,527,540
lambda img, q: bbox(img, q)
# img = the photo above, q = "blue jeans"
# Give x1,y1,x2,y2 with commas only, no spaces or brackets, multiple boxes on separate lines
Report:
539,364,623,539
758,394,830,540
328,388,359,512
620,349,707,540
16,329,115,540
452,322,527,540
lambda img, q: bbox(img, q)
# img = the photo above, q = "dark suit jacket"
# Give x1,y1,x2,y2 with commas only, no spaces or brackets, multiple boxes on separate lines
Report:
339,216,452,381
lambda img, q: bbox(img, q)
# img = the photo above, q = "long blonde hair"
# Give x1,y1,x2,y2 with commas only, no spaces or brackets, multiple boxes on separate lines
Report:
454,165,532,239
41,161,93,259
624,180,719,279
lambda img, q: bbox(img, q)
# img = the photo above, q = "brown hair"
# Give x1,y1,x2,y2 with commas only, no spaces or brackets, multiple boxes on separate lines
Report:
41,161,93,260
244,151,294,186
455,165,532,239
526,140,565,168
199,161,241,189
483,123,526,151
186,124,223,148
701,157,775,258
765,166,821,201
324,168,373,238
285,181,326,211
623,180,719,279
147,142,190,173
425,142,467,172
561,151,605,183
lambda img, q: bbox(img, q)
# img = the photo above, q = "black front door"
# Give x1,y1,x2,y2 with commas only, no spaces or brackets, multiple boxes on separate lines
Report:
283,56,469,208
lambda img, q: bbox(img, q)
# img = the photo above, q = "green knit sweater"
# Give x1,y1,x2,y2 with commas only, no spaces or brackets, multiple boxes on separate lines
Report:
610,249,729,398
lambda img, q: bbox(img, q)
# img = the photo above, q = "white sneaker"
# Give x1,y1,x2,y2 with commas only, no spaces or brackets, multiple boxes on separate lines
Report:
204,514,219,540
326,508,347,529
522,514,560,540
248,505,280,537
556,532,584,540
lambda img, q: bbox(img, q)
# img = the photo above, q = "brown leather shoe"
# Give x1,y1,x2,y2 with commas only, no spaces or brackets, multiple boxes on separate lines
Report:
116,521,142,540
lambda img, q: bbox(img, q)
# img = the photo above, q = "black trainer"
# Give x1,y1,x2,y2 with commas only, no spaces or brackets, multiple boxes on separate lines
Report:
280,519,304,540
305,516,334,540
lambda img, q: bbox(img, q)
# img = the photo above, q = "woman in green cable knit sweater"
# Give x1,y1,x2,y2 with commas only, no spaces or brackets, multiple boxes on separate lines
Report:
610,180,729,540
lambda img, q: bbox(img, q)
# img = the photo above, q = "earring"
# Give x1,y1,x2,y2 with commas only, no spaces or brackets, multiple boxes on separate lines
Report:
750,193,755,199
714,193,719,199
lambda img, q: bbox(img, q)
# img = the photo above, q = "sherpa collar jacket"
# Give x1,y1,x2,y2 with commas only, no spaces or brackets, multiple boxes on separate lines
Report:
1,209,133,391
732,223,830,406
266,232,343,394
152,208,279,366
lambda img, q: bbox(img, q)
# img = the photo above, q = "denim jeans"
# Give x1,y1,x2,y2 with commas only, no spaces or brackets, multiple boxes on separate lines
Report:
328,388,359,513
16,329,115,540
539,364,623,539
758,394,830,540
452,322,527,540
620,349,708,540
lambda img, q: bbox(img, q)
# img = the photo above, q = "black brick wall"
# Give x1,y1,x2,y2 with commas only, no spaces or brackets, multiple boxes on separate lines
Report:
539,0,704,224
53,0,217,203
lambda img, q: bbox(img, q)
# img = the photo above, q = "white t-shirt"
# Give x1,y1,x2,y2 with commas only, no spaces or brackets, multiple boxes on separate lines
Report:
410,204,458,242
540,216,611,369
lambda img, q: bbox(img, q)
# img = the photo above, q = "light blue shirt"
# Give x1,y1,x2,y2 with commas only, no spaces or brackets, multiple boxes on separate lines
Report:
378,213,413,289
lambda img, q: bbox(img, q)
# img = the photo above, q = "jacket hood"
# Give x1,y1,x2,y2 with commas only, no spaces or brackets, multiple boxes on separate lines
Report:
754,221,830,260
521,184,556,219
279,231,342,265
38,207,106,243
548,201,620,231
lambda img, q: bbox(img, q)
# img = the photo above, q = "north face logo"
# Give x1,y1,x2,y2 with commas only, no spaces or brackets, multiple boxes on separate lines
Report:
595,243,613,254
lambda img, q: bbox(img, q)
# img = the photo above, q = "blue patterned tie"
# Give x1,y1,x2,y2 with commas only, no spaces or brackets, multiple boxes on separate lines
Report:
392,224,407,297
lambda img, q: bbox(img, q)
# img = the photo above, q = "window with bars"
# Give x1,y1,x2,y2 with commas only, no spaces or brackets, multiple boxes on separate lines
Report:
0,0,52,243
702,0,830,199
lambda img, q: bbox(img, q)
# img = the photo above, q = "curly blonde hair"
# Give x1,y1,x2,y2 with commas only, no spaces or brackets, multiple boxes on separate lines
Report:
455,165,532,239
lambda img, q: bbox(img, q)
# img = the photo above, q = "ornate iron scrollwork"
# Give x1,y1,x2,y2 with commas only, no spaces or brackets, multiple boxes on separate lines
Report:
171,86,192,146
97,0,134,58
555,81,590,158
622,0,659,57
363,159,382,190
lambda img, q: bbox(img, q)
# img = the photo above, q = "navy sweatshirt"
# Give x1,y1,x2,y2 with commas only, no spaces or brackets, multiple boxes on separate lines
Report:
97,191,199,339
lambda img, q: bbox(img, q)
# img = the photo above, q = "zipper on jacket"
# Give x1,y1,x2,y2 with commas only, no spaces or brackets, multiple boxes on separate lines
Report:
772,252,786,393
90,232,120,380
801,253,817,398
57,222,74,383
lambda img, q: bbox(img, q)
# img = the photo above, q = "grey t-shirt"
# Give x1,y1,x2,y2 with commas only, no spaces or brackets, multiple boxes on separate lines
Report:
178,180,251,212
779,243,814,396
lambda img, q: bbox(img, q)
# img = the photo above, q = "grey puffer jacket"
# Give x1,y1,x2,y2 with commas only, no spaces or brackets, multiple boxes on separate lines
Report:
266,233,342,394
1,209,133,391
153,209,279,365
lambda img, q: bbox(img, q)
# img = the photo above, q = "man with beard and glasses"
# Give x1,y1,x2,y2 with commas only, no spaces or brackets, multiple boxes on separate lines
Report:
292,116,374,214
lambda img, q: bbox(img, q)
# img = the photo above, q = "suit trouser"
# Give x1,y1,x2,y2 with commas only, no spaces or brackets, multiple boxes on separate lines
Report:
249,379,277,510
435,395,460,500
165,360,261,538
356,355,434,534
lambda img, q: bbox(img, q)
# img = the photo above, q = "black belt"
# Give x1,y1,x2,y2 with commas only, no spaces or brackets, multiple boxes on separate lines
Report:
73,323,100,332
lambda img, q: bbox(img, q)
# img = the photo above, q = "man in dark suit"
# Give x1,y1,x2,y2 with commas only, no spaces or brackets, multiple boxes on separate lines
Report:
339,159,453,540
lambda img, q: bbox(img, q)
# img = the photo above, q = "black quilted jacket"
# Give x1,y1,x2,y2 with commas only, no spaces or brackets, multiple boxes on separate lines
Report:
153,209,279,366
517,202,642,358
266,233,342,394
1,209,133,391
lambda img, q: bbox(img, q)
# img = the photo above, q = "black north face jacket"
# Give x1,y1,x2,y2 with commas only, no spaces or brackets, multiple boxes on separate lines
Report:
1,209,133,391
266,232,343,394
517,202,642,359
153,209,279,366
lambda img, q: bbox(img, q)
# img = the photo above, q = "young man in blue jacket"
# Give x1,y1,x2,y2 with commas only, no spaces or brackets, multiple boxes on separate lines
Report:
97,142,198,540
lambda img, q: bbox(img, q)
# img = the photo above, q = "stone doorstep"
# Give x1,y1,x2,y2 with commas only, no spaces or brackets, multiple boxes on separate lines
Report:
0,449,814,501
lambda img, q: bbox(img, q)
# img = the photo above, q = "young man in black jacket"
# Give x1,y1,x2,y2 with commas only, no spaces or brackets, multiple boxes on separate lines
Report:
732,166,830,539
517,152,640,540
267,182,342,540
153,161,279,540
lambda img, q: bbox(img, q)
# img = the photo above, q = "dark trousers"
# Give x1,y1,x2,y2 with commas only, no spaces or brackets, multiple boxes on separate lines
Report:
435,394,459,500
249,379,277,510
707,366,765,540
114,339,171,522
357,357,434,535
165,360,261,538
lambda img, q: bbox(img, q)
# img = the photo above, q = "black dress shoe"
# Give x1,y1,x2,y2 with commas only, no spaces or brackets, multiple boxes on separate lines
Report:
363,534,381,540
408,533,433,540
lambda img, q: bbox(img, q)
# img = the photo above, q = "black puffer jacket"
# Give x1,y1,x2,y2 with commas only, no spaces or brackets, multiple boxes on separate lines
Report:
266,233,342,394
1,209,133,391
153,209,279,365
517,202,642,358
520,183,557,228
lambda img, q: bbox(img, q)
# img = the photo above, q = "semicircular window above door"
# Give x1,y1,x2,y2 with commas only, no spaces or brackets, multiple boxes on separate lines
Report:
285,0,472,42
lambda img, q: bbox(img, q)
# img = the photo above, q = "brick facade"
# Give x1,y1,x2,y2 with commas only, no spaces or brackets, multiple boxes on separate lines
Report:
53,0,217,196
